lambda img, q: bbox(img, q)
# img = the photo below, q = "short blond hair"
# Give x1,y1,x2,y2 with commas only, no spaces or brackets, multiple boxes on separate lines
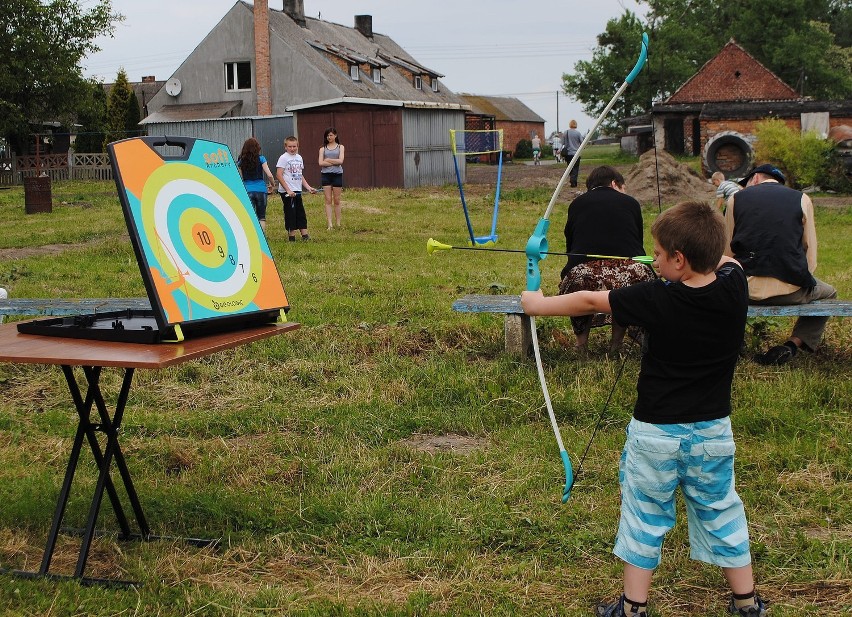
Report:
569,119,578,129
711,171,725,183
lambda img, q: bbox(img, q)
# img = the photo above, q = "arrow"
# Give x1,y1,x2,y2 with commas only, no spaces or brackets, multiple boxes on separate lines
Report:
427,237,654,265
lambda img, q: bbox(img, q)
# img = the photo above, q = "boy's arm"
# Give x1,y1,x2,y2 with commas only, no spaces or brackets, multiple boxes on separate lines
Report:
521,289,612,317
301,176,317,194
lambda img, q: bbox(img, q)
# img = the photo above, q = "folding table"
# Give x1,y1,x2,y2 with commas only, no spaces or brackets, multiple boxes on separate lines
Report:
0,321,298,585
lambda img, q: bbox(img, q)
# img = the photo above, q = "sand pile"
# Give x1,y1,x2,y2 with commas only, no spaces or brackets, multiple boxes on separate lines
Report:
623,149,714,207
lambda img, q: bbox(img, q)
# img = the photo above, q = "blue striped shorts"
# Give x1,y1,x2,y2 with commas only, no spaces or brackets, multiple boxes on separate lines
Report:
614,417,752,570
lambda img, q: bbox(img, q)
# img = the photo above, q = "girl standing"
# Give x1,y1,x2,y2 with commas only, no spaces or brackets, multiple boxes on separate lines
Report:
237,137,275,232
318,128,344,229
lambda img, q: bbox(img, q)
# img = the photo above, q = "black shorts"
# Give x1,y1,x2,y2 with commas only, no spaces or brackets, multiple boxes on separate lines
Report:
321,172,343,188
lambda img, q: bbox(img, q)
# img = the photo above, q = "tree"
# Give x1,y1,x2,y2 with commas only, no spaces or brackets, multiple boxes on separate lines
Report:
0,0,119,154
562,12,651,133
104,69,138,147
74,79,108,153
563,0,852,128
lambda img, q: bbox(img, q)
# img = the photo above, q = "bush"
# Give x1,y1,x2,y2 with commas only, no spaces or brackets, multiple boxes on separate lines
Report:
514,139,532,159
753,119,835,189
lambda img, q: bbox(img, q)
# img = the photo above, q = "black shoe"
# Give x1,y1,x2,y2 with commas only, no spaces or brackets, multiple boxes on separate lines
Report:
301,234,310,241
596,595,646,617
288,236,296,242
728,594,766,616
754,343,796,366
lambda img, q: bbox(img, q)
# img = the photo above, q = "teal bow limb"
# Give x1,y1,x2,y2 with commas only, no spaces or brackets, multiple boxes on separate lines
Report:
525,219,551,291
524,32,650,504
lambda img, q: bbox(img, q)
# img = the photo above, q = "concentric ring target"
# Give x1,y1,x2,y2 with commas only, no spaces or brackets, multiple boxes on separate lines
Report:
140,163,262,310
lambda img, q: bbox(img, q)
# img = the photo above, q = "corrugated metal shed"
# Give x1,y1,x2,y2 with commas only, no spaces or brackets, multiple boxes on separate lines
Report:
143,115,294,162
403,108,465,188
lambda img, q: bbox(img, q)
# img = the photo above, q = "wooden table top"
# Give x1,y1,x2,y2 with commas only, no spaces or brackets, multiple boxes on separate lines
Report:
0,321,299,369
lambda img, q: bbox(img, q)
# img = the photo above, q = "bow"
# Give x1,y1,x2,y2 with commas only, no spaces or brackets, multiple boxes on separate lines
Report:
527,33,649,503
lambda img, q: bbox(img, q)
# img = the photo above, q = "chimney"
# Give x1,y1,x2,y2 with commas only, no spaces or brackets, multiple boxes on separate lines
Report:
141,75,156,83
354,15,373,39
254,0,272,115
284,0,306,28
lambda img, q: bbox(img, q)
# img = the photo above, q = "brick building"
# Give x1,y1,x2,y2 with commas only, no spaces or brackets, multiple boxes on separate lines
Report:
458,94,545,158
647,39,852,178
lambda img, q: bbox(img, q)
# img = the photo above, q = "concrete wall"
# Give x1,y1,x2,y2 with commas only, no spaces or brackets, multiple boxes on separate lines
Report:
147,3,258,116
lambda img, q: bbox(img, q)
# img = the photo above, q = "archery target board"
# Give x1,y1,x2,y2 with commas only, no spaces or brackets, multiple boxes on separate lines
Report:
109,136,289,333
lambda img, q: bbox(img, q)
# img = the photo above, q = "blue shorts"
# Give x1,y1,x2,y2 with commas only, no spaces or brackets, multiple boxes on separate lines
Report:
614,417,752,570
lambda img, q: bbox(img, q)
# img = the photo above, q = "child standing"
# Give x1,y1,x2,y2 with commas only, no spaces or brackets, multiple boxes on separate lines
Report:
276,136,317,241
522,201,765,617
237,137,275,233
318,127,344,230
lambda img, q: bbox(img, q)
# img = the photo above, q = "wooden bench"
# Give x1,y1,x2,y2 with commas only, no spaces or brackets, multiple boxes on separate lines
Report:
0,298,150,323
452,294,852,355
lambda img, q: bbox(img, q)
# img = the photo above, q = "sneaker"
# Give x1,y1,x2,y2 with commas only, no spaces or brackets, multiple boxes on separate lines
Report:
288,236,297,242
301,234,310,241
728,594,766,616
596,595,646,617
754,343,795,366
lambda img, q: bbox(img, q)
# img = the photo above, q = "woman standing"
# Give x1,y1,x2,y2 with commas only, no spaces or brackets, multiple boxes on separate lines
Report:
318,128,345,229
237,137,275,232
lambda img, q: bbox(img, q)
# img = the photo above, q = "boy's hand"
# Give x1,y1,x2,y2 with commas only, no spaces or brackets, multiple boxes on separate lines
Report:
520,290,543,314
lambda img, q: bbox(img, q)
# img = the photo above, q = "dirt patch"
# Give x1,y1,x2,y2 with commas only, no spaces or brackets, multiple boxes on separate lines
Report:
623,149,715,206
400,433,487,455
0,242,92,261
466,155,851,209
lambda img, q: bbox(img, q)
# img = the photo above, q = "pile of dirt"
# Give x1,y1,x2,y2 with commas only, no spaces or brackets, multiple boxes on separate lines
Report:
623,149,714,207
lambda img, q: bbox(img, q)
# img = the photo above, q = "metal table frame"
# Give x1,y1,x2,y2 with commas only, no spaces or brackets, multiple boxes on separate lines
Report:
0,321,298,586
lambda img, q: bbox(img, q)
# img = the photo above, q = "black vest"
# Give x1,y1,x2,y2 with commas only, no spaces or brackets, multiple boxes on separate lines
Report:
240,160,263,181
731,183,815,289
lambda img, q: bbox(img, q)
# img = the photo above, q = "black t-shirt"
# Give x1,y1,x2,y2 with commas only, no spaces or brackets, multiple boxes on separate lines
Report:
609,262,748,423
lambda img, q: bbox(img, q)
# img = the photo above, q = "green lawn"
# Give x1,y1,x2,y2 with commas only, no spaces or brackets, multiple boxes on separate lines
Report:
0,179,850,616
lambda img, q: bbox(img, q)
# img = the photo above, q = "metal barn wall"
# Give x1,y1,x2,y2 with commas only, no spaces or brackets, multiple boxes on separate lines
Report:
144,116,294,162
402,109,465,188
295,105,405,189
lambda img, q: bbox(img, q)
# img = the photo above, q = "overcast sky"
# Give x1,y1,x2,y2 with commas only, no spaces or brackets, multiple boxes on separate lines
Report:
84,0,645,136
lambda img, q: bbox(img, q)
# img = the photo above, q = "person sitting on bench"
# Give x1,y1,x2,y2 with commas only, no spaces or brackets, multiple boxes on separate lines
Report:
725,164,838,366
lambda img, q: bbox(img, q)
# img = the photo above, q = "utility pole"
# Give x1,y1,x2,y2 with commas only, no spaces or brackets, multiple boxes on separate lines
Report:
556,90,560,134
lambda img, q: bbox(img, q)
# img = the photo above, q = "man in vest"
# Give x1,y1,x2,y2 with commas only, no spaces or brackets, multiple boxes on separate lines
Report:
725,164,837,366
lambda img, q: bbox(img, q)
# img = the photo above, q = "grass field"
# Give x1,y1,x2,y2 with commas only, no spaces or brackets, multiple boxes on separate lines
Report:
0,172,850,616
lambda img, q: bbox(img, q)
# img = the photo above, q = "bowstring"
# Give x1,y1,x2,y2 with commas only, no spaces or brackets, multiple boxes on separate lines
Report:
570,264,658,491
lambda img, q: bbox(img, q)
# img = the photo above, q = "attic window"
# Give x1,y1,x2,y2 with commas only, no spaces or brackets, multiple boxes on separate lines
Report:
372,66,381,84
350,65,360,81
225,61,251,92
414,75,422,90
431,77,439,92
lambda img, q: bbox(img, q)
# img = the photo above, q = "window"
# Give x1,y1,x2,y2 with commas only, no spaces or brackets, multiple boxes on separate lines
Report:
431,77,439,92
414,75,422,90
224,62,251,92
372,67,381,84
350,64,360,81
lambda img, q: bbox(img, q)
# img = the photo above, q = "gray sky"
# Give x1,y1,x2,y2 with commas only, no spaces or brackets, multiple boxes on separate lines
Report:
84,0,645,136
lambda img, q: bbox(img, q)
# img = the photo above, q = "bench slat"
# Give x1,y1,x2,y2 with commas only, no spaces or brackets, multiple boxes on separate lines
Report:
452,294,852,317
0,298,151,317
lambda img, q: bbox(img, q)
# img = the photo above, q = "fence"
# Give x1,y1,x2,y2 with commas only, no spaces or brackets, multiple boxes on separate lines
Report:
0,153,112,186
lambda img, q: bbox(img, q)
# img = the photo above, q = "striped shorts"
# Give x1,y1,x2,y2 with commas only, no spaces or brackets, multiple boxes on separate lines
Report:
614,417,752,570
